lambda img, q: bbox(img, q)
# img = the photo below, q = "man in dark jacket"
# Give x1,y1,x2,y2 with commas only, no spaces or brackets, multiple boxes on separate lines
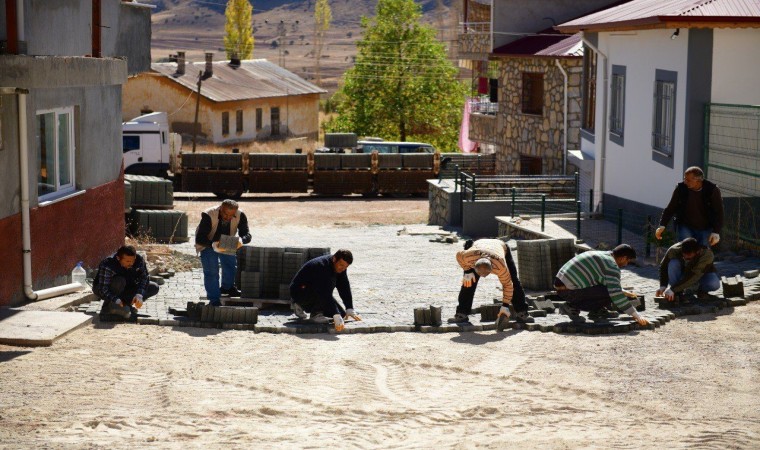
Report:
94,245,159,321
656,166,724,247
195,199,252,306
656,237,719,302
289,249,360,332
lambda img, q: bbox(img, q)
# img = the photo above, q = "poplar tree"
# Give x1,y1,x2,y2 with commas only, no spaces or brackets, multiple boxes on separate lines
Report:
313,0,332,85
224,0,254,60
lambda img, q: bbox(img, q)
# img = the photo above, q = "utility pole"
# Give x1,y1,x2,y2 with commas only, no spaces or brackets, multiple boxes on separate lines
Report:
266,19,299,69
191,71,203,153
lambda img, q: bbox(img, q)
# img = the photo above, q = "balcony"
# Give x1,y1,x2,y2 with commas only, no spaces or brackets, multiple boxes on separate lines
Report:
457,22,492,57
469,108,498,145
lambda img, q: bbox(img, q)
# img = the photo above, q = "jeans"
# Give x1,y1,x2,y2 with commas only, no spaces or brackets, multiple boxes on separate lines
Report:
676,225,712,247
200,247,237,304
95,276,159,305
456,246,529,315
668,259,720,292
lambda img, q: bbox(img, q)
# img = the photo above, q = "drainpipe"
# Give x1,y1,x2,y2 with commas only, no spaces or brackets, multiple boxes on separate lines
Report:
555,59,568,175
1,88,84,301
579,31,607,212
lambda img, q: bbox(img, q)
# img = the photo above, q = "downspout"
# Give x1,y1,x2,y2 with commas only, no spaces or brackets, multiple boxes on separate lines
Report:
1,88,84,301
579,31,608,212
555,59,568,175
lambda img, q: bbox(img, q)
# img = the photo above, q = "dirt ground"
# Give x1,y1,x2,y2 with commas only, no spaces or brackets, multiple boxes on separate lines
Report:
1,197,759,449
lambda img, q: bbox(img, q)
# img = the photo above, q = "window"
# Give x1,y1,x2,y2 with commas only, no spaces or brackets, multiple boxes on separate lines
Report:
652,70,677,156
236,110,243,133
521,73,543,115
255,108,262,130
222,111,230,135
271,107,280,136
36,107,75,198
123,135,140,152
520,155,542,175
582,49,597,132
609,65,626,145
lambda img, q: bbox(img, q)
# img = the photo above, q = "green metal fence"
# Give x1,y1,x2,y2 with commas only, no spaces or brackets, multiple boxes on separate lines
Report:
704,103,760,246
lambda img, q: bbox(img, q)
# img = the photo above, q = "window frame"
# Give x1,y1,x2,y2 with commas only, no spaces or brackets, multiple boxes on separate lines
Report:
581,48,597,136
236,109,243,133
651,69,678,167
609,65,626,146
36,106,76,201
255,108,262,131
521,72,544,116
222,111,230,135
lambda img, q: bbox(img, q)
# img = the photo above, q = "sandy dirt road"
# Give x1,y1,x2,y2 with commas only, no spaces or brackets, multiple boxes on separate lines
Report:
1,197,758,448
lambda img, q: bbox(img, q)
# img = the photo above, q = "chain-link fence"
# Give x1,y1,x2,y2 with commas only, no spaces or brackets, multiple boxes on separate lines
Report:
705,103,760,247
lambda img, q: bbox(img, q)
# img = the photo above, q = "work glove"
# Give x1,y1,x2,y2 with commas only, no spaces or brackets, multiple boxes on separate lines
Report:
496,305,511,320
664,288,675,301
709,233,720,246
462,272,476,288
344,308,362,321
333,314,345,332
655,226,665,240
241,233,252,245
655,286,667,297
132,294,143,309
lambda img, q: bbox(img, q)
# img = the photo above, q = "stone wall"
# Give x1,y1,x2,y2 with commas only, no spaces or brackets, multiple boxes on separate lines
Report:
469,57,583,175
428,180,460,227
457,1,491,55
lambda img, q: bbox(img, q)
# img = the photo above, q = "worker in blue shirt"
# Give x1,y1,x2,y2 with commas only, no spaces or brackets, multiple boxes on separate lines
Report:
289,249,361,332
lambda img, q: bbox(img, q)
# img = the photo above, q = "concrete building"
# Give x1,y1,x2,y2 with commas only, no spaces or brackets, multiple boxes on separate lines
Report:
122,55,327,145
457,0,615,175
0,0,151,306
556,0,760,245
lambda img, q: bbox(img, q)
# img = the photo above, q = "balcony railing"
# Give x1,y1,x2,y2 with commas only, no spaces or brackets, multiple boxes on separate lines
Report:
459,22,491,34
470,98,498,115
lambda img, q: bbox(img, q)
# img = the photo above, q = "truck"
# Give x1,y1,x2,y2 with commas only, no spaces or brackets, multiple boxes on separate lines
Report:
122,112,181,177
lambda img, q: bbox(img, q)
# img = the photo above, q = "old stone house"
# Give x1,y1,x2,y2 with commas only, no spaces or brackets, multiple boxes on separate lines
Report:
123,54,327,145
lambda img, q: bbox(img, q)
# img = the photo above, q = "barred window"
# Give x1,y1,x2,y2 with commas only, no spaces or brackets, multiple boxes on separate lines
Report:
609,65,626,145
652,70,677,155
521,72,543,115
582,50,597,131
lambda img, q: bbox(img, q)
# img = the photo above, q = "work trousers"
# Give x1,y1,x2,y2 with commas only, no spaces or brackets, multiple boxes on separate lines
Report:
291,287,346,318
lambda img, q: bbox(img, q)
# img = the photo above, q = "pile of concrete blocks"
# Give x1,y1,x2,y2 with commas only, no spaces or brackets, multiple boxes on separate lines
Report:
479,304,501,321
186,302,258,324
125,174,188,243
721,276,745,298
237,246,331,299
517,238,575,290
529,295,556,313
414,306,442,326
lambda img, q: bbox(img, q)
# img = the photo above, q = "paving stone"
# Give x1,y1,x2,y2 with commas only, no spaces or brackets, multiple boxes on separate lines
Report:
137,317,159,325
743,269,759,279
528,309,547,318
158,319,178,326
529,295,556,313
721,276,745,298
429,305,442,326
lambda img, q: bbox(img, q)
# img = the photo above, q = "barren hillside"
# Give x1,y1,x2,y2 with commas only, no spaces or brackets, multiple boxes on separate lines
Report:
144,0,459,94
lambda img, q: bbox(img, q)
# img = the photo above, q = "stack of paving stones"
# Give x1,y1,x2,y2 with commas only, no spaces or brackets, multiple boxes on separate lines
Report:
125,174,188,243
237,246,330,300
413,306,443,327
516,238,574,290
181,301,258,328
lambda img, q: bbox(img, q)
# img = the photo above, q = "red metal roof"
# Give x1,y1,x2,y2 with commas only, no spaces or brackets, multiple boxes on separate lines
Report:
557,0,760,32
151,59,327,103
492,30,583,58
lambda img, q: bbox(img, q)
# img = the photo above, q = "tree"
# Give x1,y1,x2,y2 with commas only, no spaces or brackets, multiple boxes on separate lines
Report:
224,0,254,60
324,0,466,151
313,0,332,85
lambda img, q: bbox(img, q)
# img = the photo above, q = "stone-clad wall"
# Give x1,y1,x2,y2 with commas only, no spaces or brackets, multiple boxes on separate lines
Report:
457,1,492,55
429,181,453,226
470,57,584,175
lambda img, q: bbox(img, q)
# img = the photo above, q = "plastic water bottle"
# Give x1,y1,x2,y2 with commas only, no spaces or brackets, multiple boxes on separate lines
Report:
71,261,87,288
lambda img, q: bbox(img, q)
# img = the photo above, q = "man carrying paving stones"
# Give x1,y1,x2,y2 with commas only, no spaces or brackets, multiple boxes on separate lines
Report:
655,237,719,304
195,199,252,306
289,249,361,332
94,245,159,322
553,244,649,326
448,238,534,330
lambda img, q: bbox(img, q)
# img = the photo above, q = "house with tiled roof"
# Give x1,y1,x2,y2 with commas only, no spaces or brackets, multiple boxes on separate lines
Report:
123,53,327,145
457,0,618,176
556,0,760,245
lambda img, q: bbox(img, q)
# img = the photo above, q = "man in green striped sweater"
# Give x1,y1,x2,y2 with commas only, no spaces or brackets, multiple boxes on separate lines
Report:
553,244,649,326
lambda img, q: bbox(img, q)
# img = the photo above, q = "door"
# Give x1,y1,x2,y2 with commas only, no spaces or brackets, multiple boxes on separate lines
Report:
271,107,280,136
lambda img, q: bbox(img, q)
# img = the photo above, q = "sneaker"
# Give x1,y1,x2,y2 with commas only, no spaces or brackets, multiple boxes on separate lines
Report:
221,286,241,298
447,312,470,324
309,312,330,324
513,310,535,324
559,302,586,323
292,302,307,320
696,290,712,301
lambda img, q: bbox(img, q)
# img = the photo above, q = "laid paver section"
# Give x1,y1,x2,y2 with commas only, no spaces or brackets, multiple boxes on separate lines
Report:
75,224,760,334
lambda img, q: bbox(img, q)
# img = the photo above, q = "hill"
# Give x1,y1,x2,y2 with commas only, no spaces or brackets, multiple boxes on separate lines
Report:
144,0,459,94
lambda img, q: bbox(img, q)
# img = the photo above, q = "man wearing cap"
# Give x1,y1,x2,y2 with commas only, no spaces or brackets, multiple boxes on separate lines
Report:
448,238,534,328
553,244,649,326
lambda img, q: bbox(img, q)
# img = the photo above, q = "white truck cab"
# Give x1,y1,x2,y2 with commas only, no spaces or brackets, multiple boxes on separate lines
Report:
122,112,175,177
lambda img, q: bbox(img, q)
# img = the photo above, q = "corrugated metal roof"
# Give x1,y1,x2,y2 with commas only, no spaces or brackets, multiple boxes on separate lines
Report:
151,59,327,103
492,31,583,58
557,0,760,31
